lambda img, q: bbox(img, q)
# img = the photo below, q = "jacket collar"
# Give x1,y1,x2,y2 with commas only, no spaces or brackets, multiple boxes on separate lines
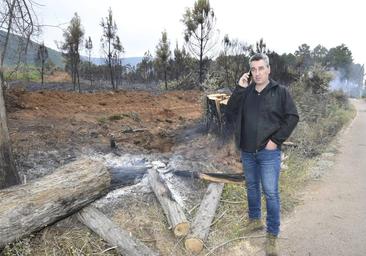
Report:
267,79,279,89
251,79,278,93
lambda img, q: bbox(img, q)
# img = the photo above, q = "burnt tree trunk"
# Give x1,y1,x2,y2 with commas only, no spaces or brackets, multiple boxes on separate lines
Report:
185,183,224,254
77,206,159,256
0,84,19,189
205,93,230,136
148,168,190,237
0,2,19,188
0,158,110,247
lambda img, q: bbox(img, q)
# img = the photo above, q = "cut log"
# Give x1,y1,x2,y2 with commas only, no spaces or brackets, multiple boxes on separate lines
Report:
77,206,159,256
185,183,224,254
172,170,244,184
147,168,189,237
0,158,110,247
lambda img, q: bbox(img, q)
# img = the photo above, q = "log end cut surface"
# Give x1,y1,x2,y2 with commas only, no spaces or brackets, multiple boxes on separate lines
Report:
185,237,204,254
173,222,190,237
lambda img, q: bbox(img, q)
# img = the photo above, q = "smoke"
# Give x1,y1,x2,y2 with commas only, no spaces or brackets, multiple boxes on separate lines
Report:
329,69,364,97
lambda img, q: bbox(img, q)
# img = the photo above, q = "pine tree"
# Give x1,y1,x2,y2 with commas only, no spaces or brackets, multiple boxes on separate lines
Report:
100,7,124,90
61,13,84,92
155,31,171,90
182,0,217,85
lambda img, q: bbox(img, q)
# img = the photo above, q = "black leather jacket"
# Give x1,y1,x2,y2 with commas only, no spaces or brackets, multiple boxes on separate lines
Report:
225,79,299,150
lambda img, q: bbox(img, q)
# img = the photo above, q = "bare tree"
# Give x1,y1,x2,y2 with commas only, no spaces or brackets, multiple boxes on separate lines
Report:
85,36,93,86
136,51,155,83
35,42,48,85
111,35,123,87
255,38,268,54
219,35,251,86
172,42,192,81
0,0,37,188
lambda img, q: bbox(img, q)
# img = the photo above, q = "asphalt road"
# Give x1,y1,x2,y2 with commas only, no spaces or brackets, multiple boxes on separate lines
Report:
280,99,366,255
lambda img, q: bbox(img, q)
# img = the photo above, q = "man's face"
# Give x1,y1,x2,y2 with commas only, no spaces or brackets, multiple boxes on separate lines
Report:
250,59,270,86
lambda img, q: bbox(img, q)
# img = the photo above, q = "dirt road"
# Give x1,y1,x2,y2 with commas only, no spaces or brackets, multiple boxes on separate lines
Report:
280,99,366,255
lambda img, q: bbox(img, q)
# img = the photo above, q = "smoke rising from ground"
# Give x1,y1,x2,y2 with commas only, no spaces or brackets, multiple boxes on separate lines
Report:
329,69,364,98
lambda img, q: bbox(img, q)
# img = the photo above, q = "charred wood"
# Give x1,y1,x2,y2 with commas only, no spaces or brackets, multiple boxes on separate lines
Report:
173,170,244,184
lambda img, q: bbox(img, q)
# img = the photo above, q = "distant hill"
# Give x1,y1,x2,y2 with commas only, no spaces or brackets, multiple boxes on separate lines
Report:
0,30,143,68
0,30,64,68
81,56,143,67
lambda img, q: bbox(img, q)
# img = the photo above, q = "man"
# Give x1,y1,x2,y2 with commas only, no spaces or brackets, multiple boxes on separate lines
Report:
226,53,299,256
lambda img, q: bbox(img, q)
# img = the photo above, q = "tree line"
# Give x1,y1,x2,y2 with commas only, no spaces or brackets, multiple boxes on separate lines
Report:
50,0,363,93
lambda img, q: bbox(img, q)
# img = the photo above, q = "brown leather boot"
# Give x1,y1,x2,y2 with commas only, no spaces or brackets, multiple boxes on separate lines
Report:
246,219,265,232
265,233,279,256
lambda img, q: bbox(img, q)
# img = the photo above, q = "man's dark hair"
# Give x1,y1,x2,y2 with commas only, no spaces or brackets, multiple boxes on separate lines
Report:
249,53,270,67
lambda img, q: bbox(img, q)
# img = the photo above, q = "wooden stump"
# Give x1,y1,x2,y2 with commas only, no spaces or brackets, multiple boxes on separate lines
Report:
205,93,230,135
148,168,190,237
0,158,110,247
185,183,224,254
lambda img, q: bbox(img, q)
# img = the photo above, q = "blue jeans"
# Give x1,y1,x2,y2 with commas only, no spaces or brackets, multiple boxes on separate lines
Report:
241,148,281,236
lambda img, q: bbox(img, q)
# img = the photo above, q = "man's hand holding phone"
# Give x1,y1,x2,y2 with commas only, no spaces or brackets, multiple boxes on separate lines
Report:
238,71,252,88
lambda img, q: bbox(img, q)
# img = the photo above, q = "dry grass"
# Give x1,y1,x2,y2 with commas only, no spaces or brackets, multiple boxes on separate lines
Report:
2,224,118,256
45,71,72,83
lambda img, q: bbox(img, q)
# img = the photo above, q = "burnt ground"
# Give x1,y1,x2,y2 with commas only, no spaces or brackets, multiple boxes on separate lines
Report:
6,84,241,180
3,81,244,255
5,80,360,256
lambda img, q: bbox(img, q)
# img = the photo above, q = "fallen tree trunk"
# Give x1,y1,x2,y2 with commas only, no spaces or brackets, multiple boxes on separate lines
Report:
77,206,159,256
0,158,110,247
173,170,244,184
148,168,189,237
185,183,224,254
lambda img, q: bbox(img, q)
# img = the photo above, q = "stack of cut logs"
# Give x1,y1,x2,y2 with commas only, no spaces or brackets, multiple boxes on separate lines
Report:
0,158,226,255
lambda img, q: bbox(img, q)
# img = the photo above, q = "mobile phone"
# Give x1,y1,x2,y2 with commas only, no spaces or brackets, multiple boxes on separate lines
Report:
248,71,252,84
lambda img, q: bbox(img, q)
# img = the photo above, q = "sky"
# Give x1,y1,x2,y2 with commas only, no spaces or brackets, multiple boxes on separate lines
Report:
34,0,365,67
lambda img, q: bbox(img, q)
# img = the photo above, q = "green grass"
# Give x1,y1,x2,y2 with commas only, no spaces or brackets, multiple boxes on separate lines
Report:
4,65,42,82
